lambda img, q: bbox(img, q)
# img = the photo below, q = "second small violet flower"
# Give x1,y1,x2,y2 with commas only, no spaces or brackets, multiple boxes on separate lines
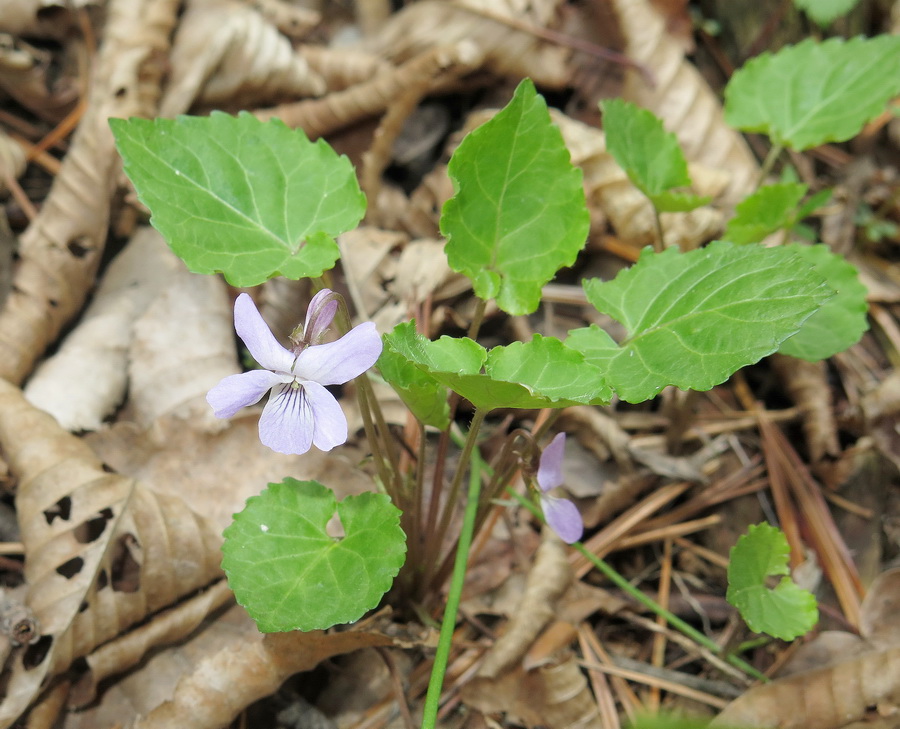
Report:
536,433,584,544
207,290,382,456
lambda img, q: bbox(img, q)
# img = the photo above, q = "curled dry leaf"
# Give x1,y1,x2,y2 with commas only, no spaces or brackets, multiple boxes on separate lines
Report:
246,0,320,39
299,45,392,92
24,228,179,431
368,0,571,88
131,625,403,729
476,537,574,680
770,354,840,463
607,0,759,205
258,40,483,139
0,130,26,192
0,36,78,122
70,579,234,707
126,263,238,429
0,380,223,728
159,0,325,117
714,645,900,729
63,603,255,728
0,0,180,386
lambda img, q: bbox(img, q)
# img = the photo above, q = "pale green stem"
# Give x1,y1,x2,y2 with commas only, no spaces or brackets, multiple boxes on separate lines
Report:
652,207,666,253
421,411,486,729
755,143,784,190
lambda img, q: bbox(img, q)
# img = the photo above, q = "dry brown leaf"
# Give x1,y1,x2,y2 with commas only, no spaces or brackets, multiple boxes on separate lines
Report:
159,0,325,117
859,567,900,648
84,415,376,533
338,226,405,325
258,276,311,344
61,603,254,729
713,646,900,729
258,40,482,139
477,536,573,680
24,228,178,431
0,35,78,122
465,653,602,729
0,380,223,728
607,0,759,205
125,262,237,429
247,0,321,39
0,0,179,386
769,354,840,463
462,537,600,728
299,45,391,91
69,579,234,707
131,624,404,729
0,130,27,192
860,371,900,474
369,0,571,88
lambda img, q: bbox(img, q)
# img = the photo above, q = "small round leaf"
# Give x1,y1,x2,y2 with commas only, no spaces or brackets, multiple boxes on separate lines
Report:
222,479,406,632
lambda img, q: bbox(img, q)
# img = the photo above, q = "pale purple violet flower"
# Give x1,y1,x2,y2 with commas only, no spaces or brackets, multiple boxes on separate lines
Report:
537,433,584,544
207,291,382,455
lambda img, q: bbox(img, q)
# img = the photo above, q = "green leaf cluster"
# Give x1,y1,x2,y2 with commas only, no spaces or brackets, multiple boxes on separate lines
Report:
221,479,406,632
723,183,809,245
776,244,869,360
793,0,860,27
601,99,710,213
383,322,611,411
111,112,365,286
726,523,818,641
725,35,900,150
568,241,833,402
441,79,590,315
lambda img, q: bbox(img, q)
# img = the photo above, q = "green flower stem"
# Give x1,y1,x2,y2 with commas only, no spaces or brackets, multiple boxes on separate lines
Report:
467,298,487,340
421,410,487,729
507,489,769,684
651,207,665,253
755,143,784,190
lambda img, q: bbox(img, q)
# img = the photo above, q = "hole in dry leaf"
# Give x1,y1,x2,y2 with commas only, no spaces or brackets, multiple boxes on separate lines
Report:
48,298,58,308
35,6,65,22
114,87,127,98
78,600,89,613
96,570,108,590
73,508,114,543
66,238,91,258
110,534,141,593
43,496,72,524
23,635,52,669
56,556,84,579
101,463,115,473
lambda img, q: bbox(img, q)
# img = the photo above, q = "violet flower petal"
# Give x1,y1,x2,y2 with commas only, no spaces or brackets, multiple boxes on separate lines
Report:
258,382,315,455
304,288,339,343
541,495,584,544
233,293,296,373
293,322,383,385
304,381,348,451
206,370,287,418
537,432,566,492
